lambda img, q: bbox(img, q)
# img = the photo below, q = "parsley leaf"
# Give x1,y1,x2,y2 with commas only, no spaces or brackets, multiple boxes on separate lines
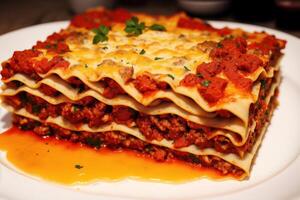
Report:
92,25,110,44
224,34,234,40
72,105,79,112
125,17,145,36
197,73,204,78
154,57,163,60
201,80,211,87
184,66,190,72
139,49,146,55
74,164,83,169
167,74,175,80
217,43,223,48
188,153,200,164
260,79,266,89
32,105,41,114
19,93,28,103
86,137,102,148
149,24,166,31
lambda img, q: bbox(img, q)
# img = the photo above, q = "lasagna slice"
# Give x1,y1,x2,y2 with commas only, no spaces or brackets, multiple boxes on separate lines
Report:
0,7,286,180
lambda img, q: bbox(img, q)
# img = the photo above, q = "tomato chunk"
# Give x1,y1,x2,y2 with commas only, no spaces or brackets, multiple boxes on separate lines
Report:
71,10,111,29
111,8,132,23
133,75,158,94
34,56,70,74
196,61,223,78
180,73,202,87
198,77,228,103
102,78,126,99
177,17,215,31
112,106,135,125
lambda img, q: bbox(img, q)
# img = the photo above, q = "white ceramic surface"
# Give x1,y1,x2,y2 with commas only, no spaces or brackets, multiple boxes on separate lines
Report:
0,21,299,200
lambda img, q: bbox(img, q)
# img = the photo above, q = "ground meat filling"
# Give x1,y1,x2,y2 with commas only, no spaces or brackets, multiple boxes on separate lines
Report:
5,92,245,156
12,114,244,177
4,70,277,157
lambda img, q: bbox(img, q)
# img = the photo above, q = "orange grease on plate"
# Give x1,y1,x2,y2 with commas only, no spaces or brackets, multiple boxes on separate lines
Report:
0,126,225,184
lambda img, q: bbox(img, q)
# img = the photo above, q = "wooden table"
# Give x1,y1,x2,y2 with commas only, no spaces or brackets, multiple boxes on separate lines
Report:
0,0,299,38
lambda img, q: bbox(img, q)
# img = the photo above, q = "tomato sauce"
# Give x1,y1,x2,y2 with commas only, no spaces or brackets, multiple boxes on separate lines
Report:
70,8,132,29
0,127,228,184
177,17,232,36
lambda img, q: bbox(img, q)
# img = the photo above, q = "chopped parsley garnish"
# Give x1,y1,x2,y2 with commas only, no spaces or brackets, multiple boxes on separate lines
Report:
19,93,28,103
102,46,108,50
74,164,83,169
92,25,110,44
188,153,200,164
184,66,190,72
72,105,79,112
86,137,102,148
260,79,266,89
197,73,204,78
32,105,41,114
45,44,52,49
167,74,175,80
217,43,223,48
125,17,145,36
84,64,88,68
201,80,211,87
125,17,167,36
139,49,146,55
225,34,234,40
78,85,85,93
149,24,166,31
145,145,153,152
154,57,163,60
265,110,270,116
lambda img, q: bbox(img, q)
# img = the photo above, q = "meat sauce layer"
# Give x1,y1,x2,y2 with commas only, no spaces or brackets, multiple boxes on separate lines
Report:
12,114,244,177
4,72,277,158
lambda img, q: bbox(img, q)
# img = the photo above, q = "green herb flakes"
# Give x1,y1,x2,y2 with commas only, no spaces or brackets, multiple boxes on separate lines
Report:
72,105,79,112
32,105,41,114
139,49,146,55
260,79,266,89
217,43,223,48
86,137,102,148
125,17,167,36
92,25,110,44
74,164,83,169
201,80,211,87
197,73,204,78
149,24,166,31
125,16,145,36
184,66,190,72
167,74,175,80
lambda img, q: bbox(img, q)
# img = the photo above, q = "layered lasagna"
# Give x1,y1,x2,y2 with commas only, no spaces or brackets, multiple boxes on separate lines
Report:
0,8,286,179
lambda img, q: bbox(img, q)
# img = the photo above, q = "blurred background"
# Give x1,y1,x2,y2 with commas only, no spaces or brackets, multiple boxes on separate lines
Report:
0,0,299,37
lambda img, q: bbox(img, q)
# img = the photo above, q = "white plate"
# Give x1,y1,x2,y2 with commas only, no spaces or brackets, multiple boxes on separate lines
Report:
0,21,300,200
